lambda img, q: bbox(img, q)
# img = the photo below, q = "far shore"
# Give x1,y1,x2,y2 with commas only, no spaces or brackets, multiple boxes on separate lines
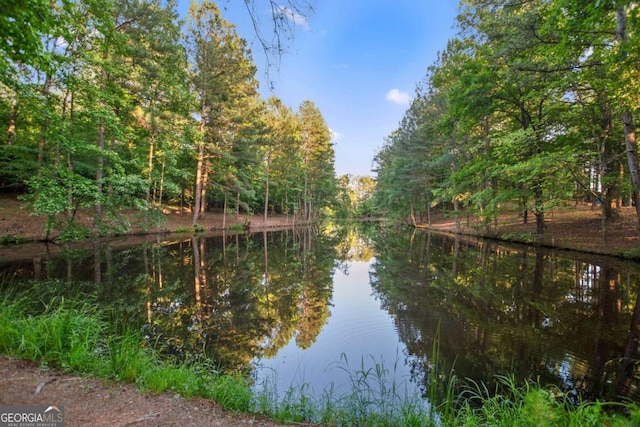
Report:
1,194,640,260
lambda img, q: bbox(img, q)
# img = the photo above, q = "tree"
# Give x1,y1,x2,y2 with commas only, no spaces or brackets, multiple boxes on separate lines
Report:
374,0,640,240
296,100,336,222
186,0,259,226
236,0,315,82
0,0,335,237
261,97,300,222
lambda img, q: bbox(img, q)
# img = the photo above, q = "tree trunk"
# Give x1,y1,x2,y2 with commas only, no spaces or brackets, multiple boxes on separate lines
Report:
192,139,205,226
37,73,52,169
7,93,16,144
425,175,431,227
66,93,75,223
146,131,155,204
223,193,227,229
200,159,209,216
96,117,105,220
534,181,544,234
264,152,271,223
616,6,640,227
192,102,206,225
95,68,107,227
157,156,165,208
622,111,640,227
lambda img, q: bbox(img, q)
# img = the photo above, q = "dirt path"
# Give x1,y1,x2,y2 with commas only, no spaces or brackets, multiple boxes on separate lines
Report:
0,358,290,427
0,195,298,242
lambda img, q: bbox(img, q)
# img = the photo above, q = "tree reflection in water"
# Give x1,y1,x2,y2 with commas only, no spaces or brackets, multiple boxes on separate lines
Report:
1,223,639,405
367,226,640,403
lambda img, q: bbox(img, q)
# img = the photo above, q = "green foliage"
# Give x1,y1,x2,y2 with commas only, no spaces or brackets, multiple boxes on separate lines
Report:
373,0,640,233
174,225,191,234
208,374,253,411
501,232,535,244
451,375,639,427
58,223,94,242
621,247,640,260
191,223,206,234
0,234,28,245
2,0,336,240
0,0,53,78
132,209,167,233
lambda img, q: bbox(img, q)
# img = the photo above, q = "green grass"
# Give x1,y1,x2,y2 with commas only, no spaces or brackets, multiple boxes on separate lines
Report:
1,286,639,426
0,290,253,414
0,234,29,244
621,247,640,260
228,223,245,231
501,231,535,244
449,375,640,427
253,352,433,426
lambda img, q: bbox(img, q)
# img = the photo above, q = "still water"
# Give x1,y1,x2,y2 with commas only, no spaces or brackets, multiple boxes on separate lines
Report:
2,222,640,405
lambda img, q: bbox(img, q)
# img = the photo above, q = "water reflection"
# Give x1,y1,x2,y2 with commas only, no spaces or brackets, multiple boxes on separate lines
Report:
368,227,640,403
1,228,342,373
1,223,640,405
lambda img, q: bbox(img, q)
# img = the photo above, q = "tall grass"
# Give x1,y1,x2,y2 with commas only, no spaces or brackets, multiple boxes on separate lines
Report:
0,289,253,413
450,375,640,427
252,352,434,426
1,284,639,426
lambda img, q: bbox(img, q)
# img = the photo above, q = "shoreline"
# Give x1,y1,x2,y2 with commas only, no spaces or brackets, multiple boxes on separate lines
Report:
2,195,640,260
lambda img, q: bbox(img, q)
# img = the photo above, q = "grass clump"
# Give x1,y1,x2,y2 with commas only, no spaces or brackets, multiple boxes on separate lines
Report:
0,289,252,414
191,223,206,234
621,247,640,260
448,375,640,427
253,353,435,426
0,234,28,244
501,232,535,244
228,223,245,231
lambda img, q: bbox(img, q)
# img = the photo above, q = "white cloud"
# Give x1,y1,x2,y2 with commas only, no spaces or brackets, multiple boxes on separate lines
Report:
385,89,411,105
276,6,310,30
331,63,349,69
330,128,343,142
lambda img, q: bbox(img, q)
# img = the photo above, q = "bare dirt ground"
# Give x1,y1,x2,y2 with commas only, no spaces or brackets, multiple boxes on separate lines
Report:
0,357,291,427
422,204,640,257
1,194,640,426
0,195,298,242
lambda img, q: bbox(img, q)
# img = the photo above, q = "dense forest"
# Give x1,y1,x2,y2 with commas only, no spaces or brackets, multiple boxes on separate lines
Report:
0,0,348,239
374,0,640,236
5,0,639,242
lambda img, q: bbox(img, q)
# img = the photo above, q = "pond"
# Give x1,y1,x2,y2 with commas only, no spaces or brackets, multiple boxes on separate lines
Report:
1,222,640,407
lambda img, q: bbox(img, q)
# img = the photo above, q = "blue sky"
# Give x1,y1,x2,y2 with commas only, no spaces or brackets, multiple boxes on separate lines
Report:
178,1,460,177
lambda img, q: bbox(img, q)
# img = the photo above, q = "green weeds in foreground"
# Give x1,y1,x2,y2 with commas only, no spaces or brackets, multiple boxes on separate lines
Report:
1,290,639,426
449,375,640,427
252,353,432,426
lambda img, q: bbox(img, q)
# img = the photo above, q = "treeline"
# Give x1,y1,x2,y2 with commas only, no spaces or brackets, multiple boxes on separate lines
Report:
0,0,337,238
374,0,640,235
